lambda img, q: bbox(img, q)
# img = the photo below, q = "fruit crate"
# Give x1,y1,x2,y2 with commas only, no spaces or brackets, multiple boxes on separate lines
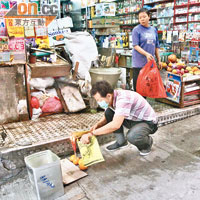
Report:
157,72,200,108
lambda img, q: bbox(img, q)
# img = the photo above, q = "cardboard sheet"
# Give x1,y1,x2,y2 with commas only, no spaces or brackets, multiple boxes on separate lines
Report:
60,159,87,185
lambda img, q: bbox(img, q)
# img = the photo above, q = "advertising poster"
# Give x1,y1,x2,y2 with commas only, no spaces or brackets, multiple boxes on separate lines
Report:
166,73,182,103
8,37,26,60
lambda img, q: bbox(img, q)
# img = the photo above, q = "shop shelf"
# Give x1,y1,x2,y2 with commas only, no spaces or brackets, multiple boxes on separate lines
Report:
157,15,174,18
189,2,200,6
144,0,173,6
174,13,188,16
116,11,138,16
174,21,188,24
174,4,188,8
188,12,200,14
188,20,200,23
120,23,139,26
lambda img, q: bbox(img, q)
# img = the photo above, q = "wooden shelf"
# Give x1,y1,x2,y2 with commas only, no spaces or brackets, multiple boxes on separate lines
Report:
28,59,71,78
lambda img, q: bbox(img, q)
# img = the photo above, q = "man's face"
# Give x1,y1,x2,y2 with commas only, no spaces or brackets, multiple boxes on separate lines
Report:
93,92,112,107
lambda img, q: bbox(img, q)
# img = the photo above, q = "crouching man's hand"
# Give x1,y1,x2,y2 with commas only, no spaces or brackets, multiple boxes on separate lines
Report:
80,133,93,144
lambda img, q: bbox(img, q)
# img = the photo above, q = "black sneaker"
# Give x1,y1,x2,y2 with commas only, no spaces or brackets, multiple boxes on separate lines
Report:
139,137,153,156
106,141,128,151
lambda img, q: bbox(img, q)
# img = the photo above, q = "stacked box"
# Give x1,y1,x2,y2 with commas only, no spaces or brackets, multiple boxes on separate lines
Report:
92,17,120,28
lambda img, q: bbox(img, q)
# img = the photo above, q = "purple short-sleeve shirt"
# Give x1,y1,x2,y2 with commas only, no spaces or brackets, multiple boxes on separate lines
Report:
132,24,160,68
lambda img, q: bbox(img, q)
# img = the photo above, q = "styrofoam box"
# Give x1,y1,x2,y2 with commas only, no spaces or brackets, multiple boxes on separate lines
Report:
25,150,64,200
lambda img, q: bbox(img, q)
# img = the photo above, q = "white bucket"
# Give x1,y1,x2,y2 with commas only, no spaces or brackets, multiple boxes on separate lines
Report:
25,150,64,200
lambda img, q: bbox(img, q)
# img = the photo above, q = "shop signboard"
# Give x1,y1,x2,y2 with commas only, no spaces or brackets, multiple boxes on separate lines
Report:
166,73,182,103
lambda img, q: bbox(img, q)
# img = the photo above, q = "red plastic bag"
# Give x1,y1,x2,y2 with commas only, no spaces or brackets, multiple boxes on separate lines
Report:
31,96,40,109
42,97,63,113
136,60,167,98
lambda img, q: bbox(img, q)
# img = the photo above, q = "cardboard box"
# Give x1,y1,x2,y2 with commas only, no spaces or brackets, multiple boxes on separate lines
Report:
95,27,120,35
92,17,120,28
96,3,116,17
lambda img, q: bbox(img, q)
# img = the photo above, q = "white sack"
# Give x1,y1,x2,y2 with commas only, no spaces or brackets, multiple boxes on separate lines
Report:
64,32,98,80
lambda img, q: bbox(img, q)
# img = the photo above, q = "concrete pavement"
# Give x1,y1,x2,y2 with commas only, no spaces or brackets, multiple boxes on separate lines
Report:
0,114,200,200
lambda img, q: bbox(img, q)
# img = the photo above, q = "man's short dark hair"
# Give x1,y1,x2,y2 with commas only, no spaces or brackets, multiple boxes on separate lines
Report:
138,8,150,17
90,81,114,97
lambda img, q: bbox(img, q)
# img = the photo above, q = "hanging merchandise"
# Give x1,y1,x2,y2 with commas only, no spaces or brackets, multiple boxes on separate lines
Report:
172,31,179,42
24,26,35,38
162,30,167,41
178,30,186,42
166,31,172,43
35,26,48,37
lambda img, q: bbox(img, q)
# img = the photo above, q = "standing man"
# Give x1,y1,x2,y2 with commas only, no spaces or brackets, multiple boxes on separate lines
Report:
81,81,158,156
132,8,161,92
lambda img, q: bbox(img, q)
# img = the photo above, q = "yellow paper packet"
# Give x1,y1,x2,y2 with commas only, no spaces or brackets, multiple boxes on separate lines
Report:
77,136,104,167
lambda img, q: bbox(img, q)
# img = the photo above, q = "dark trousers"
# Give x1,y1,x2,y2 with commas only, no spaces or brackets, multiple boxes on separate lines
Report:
133,67,142,92
105,108,158,151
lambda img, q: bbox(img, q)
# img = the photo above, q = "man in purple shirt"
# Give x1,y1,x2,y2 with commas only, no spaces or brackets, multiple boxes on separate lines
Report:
81,81,158,156
132,8,161,92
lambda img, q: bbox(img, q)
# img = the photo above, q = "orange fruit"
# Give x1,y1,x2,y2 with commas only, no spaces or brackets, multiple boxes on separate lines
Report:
73,157,80,165
78,159,88,170
69,154,76,162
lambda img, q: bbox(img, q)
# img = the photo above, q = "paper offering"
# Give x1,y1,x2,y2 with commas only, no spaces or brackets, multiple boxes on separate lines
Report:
77,136,104,167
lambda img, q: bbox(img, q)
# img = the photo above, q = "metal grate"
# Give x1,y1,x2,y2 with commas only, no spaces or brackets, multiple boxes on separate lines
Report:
1,112,104,148
1,102,200,149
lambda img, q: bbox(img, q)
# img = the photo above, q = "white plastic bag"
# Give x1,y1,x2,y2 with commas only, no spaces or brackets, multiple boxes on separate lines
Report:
29,77,55,91
64,32,98,79
31,108,42,120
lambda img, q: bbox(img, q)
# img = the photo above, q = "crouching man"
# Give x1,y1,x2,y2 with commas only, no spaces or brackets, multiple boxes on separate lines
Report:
81,81,158,156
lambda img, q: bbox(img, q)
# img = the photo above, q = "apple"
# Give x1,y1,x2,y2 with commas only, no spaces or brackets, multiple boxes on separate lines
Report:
167,67,172,72
189,71,193,75
181,68,185,72
186,66,192,71
180,71,185,76
184,69,189,73
172,69,177,74
176,69,181,74
168,62,173,67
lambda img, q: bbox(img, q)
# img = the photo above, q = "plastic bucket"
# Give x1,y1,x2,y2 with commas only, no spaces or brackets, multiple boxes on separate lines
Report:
25,150,64,200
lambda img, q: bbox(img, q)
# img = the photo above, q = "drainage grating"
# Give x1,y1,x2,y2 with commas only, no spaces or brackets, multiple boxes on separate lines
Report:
1,112,104,149
0,101,200,150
